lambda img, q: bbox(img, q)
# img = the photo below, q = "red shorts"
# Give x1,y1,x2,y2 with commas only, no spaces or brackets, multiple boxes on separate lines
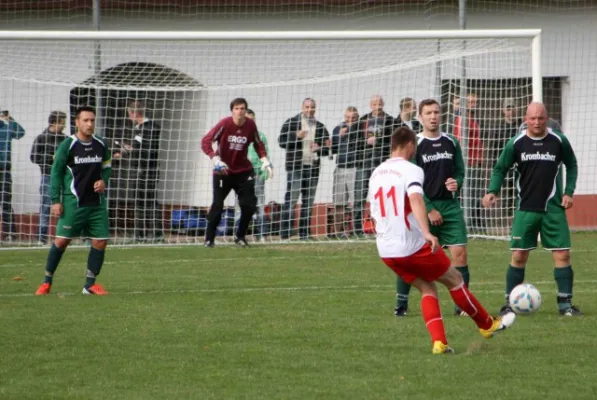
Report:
381,244,450,284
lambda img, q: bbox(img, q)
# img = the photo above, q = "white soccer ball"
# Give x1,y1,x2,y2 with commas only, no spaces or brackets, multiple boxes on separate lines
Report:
509,283,542,314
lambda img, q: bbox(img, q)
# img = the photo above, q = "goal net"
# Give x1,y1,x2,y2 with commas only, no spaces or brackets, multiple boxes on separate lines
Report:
0,30,541,246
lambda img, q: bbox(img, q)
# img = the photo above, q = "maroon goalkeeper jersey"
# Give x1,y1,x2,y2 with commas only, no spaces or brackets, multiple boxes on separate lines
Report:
201,116,267,175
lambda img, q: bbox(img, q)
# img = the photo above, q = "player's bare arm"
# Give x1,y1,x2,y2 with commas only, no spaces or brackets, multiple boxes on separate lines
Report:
409,192,440,253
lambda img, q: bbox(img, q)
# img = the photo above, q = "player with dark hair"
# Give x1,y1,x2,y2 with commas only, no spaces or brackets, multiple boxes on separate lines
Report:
394,99,471,317
370,126,515,354
483,102,581,316
201,98,272,247
35,106,112,295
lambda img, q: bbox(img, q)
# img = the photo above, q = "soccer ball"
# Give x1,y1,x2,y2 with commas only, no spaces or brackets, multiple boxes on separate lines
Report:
509,283,542,314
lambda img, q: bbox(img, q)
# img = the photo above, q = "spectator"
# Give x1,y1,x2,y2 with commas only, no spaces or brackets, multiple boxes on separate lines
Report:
30,111,67,245
245,108,270,242
278,98,330,240
330,106,360,239
445,95,460,135
453,93,485,233
125,100,163,242
395,97,422,132
0,110,25,242
354,95,394,236
492,98,522,161
488,98,523,231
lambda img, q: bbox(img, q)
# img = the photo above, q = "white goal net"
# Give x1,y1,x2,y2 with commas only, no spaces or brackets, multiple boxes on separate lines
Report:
0,30,541,246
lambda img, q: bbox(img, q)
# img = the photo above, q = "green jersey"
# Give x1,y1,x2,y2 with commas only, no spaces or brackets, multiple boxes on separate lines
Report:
51,135,112,207
415,133,465,210
248,130,269,180
487,128,577,212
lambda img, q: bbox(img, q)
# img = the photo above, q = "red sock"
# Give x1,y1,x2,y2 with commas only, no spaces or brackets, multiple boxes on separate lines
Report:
421,295,447,344
449,283,493,330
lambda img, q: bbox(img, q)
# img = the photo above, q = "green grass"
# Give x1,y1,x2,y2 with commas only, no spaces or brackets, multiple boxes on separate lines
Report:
1,234,597,400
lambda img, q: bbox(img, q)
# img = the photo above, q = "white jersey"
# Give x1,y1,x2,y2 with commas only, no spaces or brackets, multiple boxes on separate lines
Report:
368,157,426,258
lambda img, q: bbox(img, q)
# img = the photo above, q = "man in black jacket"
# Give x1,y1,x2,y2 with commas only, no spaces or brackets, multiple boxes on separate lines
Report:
30,111,67,244
354,95,394,236
395,97,422,133
125,100,163,242
278,98,330,240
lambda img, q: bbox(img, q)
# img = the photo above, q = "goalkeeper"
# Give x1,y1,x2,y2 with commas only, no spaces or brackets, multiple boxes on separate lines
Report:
483,102,581,316
201,98,272,247
35,106,111,296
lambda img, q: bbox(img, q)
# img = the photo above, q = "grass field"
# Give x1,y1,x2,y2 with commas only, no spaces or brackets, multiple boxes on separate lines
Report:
1,234,596,400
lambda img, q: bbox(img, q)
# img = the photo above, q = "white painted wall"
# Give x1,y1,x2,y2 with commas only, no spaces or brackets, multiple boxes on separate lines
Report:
0,7,595,213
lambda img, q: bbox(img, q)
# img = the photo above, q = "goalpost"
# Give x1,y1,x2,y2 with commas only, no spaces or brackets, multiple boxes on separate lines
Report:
0,29,542,247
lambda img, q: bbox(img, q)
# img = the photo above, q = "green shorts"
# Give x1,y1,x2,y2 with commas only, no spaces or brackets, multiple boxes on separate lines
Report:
428,199,468,247
510,210,570,250
55,201,110,240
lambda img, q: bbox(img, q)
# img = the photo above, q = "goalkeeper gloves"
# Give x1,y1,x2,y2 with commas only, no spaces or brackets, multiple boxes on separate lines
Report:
211,156,229,175
260,157,274,180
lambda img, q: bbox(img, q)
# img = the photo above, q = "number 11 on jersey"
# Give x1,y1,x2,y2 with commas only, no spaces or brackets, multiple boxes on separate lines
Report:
374,186,398,217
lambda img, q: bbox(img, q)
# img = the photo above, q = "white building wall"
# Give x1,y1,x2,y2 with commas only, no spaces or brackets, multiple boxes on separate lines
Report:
0,8,595,213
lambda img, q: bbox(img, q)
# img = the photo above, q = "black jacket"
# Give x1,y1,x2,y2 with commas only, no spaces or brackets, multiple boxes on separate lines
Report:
395,115,422,133
357,112,395,169
30,129,67,176
130,119,161,177
278,114,330,171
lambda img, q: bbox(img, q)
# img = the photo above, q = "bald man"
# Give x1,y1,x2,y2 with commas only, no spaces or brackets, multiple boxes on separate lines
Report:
483,102,581,316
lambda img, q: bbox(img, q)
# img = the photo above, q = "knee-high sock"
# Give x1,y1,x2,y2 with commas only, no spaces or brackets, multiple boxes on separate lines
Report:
43,244,66,284
396,277,411,308
506,265,526,302
421,294,447,344
85,247,105,288
449,283,493,330
554,266,574,310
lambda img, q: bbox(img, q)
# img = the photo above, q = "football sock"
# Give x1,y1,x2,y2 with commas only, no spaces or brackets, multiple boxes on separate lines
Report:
454,265,470,312
456,265,470,287
449,282,493,330
85,247,105,289
554,265,574,310
43,244,66,284
421,294,447,345
396,277,411,308
505,265,525,303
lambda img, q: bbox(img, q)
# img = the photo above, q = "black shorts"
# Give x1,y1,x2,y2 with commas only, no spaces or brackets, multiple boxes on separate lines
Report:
212,170,257,208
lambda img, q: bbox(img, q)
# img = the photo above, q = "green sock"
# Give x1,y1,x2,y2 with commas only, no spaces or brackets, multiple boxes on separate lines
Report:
396,277,411,308
505,265,525,302
85,247,105,289
456,265,470,287
554,266,574,310
44,244,66,284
